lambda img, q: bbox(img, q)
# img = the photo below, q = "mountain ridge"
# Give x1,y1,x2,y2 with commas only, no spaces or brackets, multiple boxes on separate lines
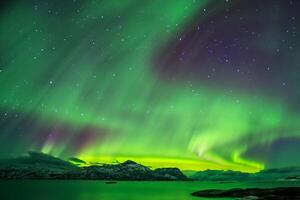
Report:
0,152,188,180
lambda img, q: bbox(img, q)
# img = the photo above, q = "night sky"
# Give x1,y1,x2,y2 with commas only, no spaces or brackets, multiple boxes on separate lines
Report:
0,0,300,172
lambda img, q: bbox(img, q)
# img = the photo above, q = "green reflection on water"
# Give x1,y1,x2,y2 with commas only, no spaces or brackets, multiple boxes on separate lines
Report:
1,181,300,200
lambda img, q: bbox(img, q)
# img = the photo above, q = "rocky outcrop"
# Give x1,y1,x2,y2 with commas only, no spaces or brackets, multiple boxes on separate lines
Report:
191,187,300,199
0,152,188,181
154,168,187,180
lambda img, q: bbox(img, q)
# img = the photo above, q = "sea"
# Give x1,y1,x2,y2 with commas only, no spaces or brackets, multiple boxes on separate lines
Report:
0,180,300,200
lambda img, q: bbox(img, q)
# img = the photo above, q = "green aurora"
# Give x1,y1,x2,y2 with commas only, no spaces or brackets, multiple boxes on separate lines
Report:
0,0,300,172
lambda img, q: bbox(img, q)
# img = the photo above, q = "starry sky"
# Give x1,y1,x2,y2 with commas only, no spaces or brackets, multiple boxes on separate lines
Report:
0,0,300,172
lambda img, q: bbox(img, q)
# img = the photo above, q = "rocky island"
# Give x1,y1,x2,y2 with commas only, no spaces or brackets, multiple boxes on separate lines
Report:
191,187,300,199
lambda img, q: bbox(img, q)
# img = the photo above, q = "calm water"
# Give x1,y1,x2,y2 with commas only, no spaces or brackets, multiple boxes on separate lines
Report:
0,180,300,200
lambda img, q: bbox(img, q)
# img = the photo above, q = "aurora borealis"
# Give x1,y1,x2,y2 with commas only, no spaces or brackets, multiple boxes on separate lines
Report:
0,0,300,173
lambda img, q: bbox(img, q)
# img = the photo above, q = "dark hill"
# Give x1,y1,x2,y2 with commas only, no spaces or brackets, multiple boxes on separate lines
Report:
189,167,300,181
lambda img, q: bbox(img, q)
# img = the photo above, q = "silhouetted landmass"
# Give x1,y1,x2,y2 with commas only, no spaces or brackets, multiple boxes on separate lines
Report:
154,168,187,180
190,169,250,181
189,167,300,182
191,187,300,199
1,152,299,182
0,152,188,180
